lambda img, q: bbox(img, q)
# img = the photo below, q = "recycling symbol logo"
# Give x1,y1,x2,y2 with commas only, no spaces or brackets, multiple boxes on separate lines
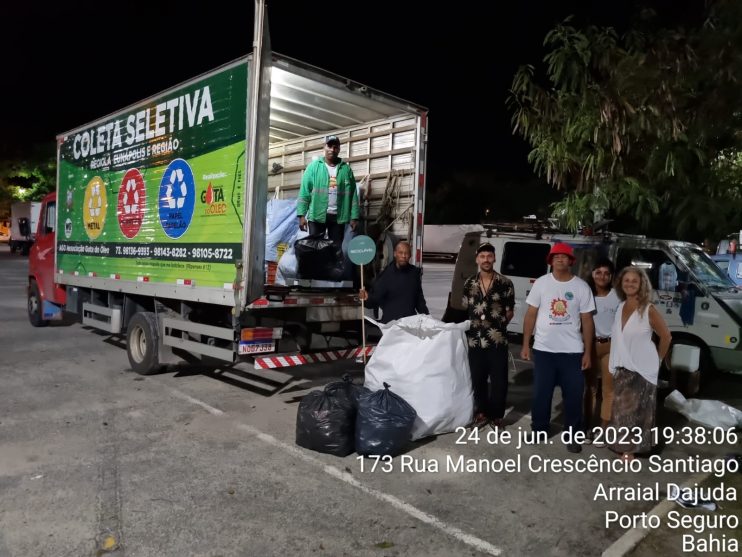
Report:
158,159,195,239
117,168,146,239
82,176,107,240
123,179,141,214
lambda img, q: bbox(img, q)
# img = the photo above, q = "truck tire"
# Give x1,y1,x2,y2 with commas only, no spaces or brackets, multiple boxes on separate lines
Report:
28,281,48,327
126,312,162,375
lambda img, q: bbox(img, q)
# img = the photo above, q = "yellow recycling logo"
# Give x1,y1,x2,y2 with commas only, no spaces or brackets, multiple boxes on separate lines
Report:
83,176,107,239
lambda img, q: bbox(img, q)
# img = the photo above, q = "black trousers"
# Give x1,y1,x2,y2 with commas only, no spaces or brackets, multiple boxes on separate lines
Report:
308,214,344,248
468,344,509,419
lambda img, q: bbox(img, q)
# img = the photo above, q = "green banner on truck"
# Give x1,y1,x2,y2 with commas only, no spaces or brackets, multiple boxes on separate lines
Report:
56,61,248,288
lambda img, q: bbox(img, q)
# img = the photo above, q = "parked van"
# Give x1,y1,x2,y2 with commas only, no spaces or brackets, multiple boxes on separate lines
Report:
711,254,742,287
443,224,742,375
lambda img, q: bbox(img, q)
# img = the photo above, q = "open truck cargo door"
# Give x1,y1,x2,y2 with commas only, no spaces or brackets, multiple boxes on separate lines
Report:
241,0,273,309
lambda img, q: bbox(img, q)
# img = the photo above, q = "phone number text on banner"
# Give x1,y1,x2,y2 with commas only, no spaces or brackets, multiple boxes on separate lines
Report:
57,242,242,263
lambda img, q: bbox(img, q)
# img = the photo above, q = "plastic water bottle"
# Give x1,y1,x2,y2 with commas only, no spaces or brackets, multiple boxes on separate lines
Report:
659,262,677,291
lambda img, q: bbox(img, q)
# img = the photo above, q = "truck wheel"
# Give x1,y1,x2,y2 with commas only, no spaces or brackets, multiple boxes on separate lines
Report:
28,282,48,327
126,312,162,375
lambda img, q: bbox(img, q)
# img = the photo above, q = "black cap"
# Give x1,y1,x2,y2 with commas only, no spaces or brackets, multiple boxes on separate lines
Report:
325,135,340,146
476,242,495,254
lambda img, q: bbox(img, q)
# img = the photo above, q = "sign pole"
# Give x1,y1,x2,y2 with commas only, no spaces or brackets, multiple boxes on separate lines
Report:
348,235,376,366
360,264,367,364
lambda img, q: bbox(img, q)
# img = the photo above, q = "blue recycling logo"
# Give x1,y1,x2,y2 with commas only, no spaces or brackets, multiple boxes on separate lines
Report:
158,158,195,239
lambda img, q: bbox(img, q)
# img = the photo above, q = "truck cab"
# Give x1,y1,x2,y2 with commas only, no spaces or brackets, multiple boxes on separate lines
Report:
28,192,66,326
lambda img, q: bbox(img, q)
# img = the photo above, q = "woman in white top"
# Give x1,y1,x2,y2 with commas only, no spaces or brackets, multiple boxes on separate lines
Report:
584,258,620,438
608,266,671,460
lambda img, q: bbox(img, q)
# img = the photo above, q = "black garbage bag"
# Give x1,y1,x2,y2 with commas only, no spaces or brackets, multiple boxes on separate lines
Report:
325,374,370,413
295,234,339,280
296,389,354,456
356,382,417,457
320,261,346,282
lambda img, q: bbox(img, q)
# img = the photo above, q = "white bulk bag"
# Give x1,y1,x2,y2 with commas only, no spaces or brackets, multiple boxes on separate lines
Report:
364,315,473,440
664,390,742,429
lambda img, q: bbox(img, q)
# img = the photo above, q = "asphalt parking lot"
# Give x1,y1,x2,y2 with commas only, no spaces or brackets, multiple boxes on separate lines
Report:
0,248,740,556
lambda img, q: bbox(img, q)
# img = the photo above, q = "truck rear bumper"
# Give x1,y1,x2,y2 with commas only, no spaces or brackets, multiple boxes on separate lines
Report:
254,345,375,369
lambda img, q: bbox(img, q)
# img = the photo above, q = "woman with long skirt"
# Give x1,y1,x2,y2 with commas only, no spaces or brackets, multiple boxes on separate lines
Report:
608,266,671,460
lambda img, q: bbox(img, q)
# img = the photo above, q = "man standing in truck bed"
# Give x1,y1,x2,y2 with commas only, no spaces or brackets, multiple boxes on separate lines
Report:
297,135,359,248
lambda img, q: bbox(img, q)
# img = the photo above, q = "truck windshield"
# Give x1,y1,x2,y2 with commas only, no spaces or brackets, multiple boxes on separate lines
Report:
674,246,735,289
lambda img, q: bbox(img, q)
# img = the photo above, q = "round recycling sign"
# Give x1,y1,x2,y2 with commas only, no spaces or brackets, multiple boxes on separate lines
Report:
348,235,376,265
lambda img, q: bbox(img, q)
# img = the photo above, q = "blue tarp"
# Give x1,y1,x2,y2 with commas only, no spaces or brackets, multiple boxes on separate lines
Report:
265,198,299,262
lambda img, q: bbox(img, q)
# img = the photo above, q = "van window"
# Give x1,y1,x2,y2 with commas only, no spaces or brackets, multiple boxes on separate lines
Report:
675,246,734,289
615,248,682,291
44,202,56,234
571,245,610,282
501,242,550,278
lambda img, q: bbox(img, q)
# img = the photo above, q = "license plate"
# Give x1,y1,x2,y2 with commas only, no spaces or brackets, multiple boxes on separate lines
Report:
239,341,275,355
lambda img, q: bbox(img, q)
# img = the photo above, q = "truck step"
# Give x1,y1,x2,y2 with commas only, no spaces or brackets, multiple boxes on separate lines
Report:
82,303,122,334
162,317,235,363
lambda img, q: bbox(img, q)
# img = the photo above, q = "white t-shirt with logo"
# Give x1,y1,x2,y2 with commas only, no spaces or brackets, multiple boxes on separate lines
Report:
594,289,620,338
325,163,338,215
526,274,595,353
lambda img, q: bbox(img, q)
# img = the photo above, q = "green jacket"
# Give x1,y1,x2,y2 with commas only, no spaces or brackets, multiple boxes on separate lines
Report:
296,158,360,224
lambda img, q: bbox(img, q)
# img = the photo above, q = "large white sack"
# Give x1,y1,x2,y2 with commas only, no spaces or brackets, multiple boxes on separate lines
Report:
664,389,742,429
364,315,473,440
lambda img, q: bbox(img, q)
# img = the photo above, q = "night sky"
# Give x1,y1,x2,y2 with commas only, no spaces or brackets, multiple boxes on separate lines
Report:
2,0,695,219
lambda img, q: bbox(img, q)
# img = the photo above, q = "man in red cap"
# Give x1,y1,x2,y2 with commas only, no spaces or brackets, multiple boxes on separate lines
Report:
521,242,595,453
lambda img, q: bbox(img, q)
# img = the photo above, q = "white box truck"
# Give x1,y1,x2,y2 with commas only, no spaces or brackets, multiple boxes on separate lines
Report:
10,201,41,255
27,21,428,376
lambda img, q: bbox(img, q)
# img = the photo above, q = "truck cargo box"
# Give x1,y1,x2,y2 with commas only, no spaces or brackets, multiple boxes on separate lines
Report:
55,53,428,310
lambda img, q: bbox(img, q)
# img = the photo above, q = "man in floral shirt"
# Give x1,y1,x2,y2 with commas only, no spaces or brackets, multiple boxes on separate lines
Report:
463,242,515,429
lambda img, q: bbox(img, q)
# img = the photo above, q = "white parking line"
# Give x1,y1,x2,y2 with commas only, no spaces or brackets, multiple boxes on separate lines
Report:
169,388,503,556
170,388,224,415
601,472,710,557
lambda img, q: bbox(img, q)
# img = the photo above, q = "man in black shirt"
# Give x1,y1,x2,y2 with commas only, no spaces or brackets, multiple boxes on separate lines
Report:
359,241,428,323
463,242,515,429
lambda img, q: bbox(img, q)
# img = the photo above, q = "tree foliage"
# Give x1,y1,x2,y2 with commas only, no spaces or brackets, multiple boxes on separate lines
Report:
0,142,56,216
508,1,742,240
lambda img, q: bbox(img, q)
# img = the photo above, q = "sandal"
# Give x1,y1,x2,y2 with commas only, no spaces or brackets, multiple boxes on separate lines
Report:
489,418,504,432
470,413,488,429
